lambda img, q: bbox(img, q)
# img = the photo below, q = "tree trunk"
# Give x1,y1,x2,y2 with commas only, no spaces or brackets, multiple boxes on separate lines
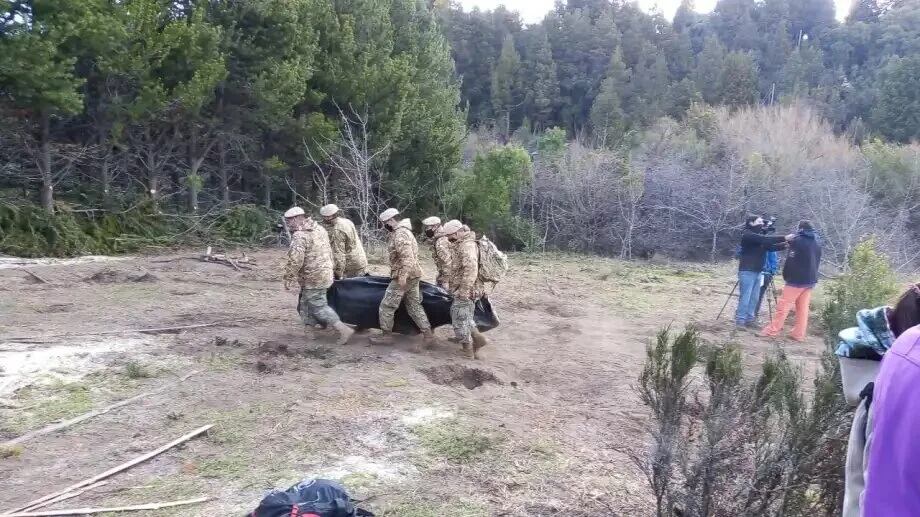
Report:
262,174,271,209
187,125,199,213
38,110,54,214
101,153,112,209
711,231,719,262
217,134,229,207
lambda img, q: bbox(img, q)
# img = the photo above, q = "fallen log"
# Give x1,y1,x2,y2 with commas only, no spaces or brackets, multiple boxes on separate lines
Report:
5,497,209,516
2,425,213,515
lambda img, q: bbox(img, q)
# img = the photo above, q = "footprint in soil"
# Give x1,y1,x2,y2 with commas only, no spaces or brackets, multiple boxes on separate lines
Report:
420,364,503,390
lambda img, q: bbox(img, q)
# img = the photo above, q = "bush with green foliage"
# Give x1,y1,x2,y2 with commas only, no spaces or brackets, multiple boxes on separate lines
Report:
636,324,862,516
453,145,533,249
821,238,899,339
214,204,274,243
0,201,276,257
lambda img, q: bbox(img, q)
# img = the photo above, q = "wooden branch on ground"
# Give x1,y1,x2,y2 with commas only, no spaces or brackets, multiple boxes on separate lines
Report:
2,372,199,448
23,270,49,284
200,247,253,271
2,426,213,515
5,497,210,516
2,319,254,343
15,481,109,514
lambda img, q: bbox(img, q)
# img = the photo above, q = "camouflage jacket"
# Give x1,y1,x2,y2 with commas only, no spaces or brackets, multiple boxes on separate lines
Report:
431,236,452,288
449,231,484,300
387,219,423,281
283,222,334,289
321,216,368,278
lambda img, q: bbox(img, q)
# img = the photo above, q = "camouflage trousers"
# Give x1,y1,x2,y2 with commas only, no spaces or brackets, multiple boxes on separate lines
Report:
343,266,367,278
379,278,431,333
298,288,340,327
450,298,476,345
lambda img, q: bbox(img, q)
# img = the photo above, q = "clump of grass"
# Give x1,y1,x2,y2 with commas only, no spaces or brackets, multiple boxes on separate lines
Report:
0,445,24,459
413,420,498,463
197,455,249,479
7,381,94,433
124,361,153,379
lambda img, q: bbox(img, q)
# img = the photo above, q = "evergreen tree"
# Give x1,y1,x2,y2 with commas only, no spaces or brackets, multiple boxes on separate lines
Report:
695,36,727,104
521,28,560,130
872,55,920,142
491,34,522,140
720,51,760,109
0,0,115,212
590,48,628,146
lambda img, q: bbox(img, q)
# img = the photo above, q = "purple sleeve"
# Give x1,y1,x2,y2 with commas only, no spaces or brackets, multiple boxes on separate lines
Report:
863,325,920,516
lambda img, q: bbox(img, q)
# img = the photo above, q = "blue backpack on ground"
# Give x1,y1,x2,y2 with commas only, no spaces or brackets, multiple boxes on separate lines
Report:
249,479,374,517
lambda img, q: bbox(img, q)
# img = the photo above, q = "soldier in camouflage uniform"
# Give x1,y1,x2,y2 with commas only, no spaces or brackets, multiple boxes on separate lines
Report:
439,219,488,359
319,204,368,279
282,207,354,346
422,216,451,290
370,208,434,349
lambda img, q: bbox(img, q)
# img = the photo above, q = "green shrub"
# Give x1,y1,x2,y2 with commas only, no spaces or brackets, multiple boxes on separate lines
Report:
214,204,273,243
820,238,898,340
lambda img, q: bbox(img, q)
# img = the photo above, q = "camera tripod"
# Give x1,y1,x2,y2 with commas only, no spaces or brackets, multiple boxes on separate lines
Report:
716,274,779,321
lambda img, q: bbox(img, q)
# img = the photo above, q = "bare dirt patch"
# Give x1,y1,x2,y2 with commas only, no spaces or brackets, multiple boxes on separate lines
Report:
0,250,824,516
421,364,503,390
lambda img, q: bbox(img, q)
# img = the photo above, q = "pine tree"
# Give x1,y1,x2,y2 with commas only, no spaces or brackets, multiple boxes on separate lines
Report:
491,34,522,140
0,0,115,213
522,28,560,130
695,36,726,104
720,51,760,109
590,48,628,146
872,55,920,142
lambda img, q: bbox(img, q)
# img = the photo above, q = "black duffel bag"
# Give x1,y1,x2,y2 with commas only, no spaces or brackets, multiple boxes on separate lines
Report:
323,275,499,334
249,478,374,517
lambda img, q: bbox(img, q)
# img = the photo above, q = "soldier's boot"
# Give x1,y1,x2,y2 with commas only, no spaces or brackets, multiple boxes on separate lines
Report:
369,331,394,346
472,330,488,352
333,322,355,346
447,336,461,344
461,341,476,359
422,330,437,349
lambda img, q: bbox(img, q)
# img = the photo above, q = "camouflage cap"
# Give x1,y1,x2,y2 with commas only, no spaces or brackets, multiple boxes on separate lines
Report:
422,216,441,226
378,208,400,222
284,206,305,218
319,204,339,217
437,219,463,237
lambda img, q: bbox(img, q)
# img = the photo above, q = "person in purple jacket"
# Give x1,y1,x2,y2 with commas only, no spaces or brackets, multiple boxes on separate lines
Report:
862,285,920,515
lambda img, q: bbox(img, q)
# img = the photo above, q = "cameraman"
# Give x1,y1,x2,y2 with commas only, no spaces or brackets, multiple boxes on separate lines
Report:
735,215,790,329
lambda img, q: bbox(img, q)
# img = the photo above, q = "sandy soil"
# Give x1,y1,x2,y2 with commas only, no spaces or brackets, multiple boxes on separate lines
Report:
0,248,824,516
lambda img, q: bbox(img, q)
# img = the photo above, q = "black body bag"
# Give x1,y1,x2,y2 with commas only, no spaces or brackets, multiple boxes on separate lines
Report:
322,275,500,334
248,478,374,517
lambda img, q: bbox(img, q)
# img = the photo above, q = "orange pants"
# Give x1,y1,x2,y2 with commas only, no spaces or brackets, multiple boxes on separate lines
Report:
762,286,813,341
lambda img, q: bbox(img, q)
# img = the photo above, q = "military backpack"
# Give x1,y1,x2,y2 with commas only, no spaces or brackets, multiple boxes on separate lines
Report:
477,235,509,285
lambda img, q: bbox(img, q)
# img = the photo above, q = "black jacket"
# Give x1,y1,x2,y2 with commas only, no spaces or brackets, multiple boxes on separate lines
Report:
783,229,822,287
738,228,787,272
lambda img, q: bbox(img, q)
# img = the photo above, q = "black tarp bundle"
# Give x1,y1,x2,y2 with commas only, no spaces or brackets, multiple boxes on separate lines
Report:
248,478,374,517
314,275,499,334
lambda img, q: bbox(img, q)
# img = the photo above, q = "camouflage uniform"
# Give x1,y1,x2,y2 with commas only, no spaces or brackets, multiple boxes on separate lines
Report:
380,219,431,332
282,221,340,327
321,216,368,278
430,235,452,289
449,230,484,346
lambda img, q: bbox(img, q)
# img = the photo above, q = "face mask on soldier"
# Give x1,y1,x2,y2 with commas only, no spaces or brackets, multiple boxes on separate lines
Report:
384,221,396,232
425,229,435,238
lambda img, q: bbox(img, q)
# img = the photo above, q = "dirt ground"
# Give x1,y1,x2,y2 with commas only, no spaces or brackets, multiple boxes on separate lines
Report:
0,248,824,516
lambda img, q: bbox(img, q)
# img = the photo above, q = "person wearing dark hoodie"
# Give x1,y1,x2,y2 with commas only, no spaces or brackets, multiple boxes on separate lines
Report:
735,214,790,328
761,220,822,341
